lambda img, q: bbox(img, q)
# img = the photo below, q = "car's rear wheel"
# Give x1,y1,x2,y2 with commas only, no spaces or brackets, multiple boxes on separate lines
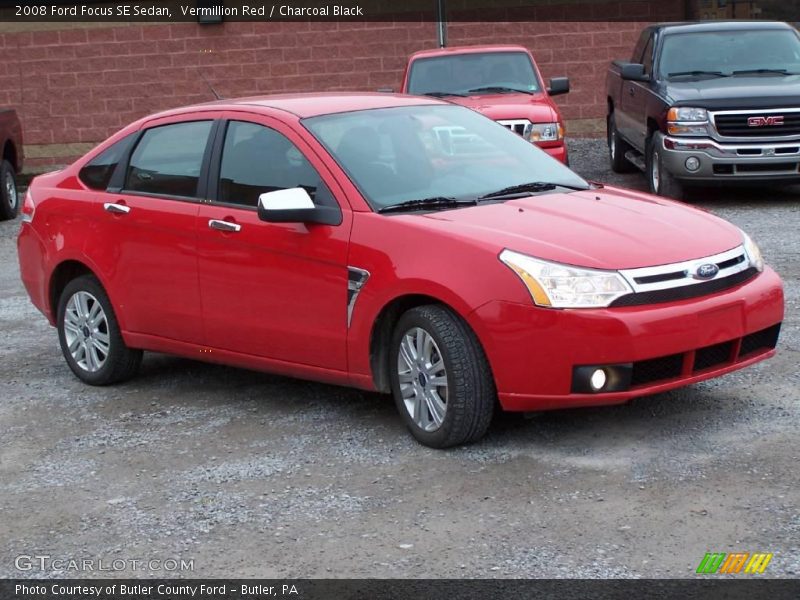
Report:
390,305,495,448
0,159,18,221
608,114,635,173
57,275,142,385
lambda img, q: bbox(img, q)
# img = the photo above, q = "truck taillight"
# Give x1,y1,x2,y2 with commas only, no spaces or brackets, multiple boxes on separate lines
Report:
21,188,35,223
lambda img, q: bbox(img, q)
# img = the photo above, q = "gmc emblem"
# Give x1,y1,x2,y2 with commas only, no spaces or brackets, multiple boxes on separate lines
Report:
748,116,785,127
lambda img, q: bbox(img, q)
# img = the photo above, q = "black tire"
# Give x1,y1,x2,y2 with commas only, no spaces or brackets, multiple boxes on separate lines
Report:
57,275,142,385
390,305,495,448
0,159,18,221
608,113,635,173
646,135,684,199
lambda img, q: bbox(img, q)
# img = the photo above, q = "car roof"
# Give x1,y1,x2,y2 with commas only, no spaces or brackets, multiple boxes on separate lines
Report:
408,45,530,61
149,92,444,120
655,20,795,35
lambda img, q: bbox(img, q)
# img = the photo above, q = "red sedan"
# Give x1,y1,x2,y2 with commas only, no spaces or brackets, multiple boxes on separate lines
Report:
17,93,784,448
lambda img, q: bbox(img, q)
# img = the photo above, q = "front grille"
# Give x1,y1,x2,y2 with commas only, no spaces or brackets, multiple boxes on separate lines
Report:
714,112,800,138
631,354,684,387
694,341,734,372
610,267,758,307
740,324,781,357
497,119,531,138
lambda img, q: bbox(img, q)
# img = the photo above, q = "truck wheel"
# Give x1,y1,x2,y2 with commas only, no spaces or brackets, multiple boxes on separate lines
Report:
390,305,495,448
608,114,635,173
57,275,143,385
646,136,684,199
0,160,18,221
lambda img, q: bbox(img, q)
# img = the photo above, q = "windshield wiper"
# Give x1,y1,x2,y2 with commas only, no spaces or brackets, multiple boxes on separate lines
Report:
731,68,800,76
422,91,467,98
667,70,731,78
378,197,477,214
479,181,590,200
467,86,534,95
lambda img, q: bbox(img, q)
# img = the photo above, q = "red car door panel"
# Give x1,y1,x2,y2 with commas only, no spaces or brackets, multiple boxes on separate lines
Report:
91,115,219,344
197,114,351,370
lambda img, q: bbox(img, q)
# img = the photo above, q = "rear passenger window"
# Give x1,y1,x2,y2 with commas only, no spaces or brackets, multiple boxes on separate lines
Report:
218,121,335,208
79,134,135,191
125,121,212,198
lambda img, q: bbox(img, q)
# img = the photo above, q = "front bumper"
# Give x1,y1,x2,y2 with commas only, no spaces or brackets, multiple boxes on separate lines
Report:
660,133,800,183
470,267,784,411
539,141,568,165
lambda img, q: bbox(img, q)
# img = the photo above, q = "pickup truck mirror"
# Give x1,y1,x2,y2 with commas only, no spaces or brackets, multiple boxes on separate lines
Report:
547,77,570,96
257,187,341,225
621,63,649,82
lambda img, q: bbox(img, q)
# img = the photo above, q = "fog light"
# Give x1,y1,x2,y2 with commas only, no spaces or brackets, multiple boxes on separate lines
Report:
590,369,607,391
685,156,701,172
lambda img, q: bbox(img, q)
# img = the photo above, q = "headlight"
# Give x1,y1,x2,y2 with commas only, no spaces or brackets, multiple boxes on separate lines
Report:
528,122,562,142
499,250,633,308
742,231,764,272
667,106,709,136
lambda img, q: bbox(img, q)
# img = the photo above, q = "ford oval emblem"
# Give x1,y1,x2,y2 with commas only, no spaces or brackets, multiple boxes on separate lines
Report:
693,263,719,280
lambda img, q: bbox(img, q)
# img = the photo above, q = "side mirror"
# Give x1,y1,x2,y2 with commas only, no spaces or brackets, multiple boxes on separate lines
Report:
621,63,649,82
257,187,341,225
547,77,570,96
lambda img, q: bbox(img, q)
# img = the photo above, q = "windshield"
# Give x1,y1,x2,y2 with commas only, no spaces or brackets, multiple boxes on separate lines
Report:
302,104,587,212
406,51,541,96
661,29,800,78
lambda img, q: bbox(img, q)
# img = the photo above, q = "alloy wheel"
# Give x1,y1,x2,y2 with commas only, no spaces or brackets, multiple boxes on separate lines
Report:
4,171,16,210
397,327,449,432
63,291,110,372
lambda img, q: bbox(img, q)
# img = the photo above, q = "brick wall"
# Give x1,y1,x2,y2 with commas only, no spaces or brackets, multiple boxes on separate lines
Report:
0,16,674,171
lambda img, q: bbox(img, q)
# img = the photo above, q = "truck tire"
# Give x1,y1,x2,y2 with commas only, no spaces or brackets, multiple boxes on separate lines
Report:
0,159,18,221
608,114,635,173
646,135,684,200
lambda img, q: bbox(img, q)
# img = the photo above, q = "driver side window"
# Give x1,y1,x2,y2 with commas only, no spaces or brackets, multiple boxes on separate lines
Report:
218,121,336,208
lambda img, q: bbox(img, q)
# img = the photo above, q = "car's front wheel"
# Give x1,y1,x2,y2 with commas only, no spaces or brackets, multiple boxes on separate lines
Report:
646,135,684,199
390,305,495,448
57,275,142,385
0,159,18,221
608,114,635,173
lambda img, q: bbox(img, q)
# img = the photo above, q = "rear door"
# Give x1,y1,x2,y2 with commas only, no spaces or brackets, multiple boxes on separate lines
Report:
196,113,352,370
88,114,219,344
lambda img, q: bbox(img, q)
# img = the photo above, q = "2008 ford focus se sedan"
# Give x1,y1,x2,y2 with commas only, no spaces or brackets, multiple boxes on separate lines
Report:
17,93,784,448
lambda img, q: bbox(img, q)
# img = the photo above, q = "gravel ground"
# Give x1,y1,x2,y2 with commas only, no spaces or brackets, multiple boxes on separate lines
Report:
1,138,798,579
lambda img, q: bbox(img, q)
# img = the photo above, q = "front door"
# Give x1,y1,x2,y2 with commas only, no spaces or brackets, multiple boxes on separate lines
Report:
197,116,351,371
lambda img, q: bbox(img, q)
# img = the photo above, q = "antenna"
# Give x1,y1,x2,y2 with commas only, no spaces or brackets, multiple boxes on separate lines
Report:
197,69,223,100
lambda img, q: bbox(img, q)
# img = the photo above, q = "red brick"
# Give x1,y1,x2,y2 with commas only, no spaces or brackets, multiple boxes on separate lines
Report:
114,26,143,42
59,29,88,45
47,73,77,88
31,30,60,46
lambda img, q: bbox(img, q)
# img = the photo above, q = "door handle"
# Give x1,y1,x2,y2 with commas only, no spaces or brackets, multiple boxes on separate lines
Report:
208,219,241,233
628,86,635,96
104,202,130,214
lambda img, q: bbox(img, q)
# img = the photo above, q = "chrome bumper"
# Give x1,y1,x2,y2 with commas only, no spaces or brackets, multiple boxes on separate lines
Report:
660,133,800,181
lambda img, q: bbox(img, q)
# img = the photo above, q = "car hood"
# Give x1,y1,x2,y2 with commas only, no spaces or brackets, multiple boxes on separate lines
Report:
415,186,743,270
447,93,557,122
666,74,800,109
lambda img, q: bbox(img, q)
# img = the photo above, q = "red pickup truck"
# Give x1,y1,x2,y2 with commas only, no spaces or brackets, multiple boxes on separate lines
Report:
401,45,571,163
0,108,23,220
